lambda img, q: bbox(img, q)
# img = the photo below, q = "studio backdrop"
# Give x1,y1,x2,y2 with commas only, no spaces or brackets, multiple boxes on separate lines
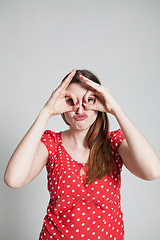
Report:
1,0,160,239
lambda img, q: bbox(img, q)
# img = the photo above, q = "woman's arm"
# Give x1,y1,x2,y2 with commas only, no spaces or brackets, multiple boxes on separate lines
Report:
80,75,160,180
114,105,160,180
4,109,50,188
4,70,77,188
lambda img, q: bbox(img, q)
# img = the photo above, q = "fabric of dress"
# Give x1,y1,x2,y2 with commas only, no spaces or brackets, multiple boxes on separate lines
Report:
39,129,125,240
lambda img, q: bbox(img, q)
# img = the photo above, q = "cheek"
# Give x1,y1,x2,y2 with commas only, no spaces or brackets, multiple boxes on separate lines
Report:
88,111,98,121
63,112,73,124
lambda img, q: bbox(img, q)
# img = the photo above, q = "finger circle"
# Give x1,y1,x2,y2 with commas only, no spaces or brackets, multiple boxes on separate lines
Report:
65,90,77,106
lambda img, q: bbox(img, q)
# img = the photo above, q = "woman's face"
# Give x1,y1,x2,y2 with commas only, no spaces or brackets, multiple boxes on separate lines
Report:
64,83,98,131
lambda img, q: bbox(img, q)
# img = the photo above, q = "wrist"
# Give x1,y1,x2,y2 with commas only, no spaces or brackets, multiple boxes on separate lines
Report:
40,107,52,120
110,103,123,117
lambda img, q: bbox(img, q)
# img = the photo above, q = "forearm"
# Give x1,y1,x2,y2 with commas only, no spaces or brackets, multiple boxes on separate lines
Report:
113,105,160,180
4,108,50,186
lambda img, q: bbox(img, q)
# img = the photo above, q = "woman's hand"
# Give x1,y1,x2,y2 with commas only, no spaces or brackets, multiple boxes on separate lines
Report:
80,75,119,115
43,70,77,117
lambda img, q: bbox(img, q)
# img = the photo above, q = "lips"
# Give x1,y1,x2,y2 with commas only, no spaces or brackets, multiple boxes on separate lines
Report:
75,114,88,121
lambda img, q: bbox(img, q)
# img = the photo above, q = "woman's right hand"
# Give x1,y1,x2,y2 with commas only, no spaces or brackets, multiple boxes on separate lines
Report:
43,69,77,117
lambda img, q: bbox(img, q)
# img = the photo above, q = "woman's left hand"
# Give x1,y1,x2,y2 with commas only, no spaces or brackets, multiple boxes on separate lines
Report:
79,74,119,115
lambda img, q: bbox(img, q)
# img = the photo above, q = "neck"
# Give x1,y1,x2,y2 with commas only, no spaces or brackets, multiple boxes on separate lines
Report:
66,128,89,148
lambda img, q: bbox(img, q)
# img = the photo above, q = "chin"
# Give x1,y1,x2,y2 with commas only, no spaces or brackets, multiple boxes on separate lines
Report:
71,121,94,131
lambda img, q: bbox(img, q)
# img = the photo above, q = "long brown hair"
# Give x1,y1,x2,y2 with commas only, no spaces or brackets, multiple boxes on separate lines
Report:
62,69,114,184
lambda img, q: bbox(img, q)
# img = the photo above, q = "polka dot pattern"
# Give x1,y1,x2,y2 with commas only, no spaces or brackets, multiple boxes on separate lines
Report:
39,129,125,240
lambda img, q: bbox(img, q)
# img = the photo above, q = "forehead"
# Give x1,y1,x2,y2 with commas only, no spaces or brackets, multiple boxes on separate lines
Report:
66,83,93,95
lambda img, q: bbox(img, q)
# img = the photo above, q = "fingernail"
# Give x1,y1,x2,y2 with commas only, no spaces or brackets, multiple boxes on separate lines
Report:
84,100,86,104
76,102,78,105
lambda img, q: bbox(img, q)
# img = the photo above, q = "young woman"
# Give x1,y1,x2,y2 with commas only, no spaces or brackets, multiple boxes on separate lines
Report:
4,69,160,240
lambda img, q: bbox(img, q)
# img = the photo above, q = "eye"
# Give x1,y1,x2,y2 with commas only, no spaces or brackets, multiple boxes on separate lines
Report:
66,98,74,105
88,97,95,104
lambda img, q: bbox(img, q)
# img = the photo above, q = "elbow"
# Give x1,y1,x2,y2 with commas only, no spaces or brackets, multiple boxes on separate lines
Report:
144,165,160,181
4,174,24,189
148,173,160,181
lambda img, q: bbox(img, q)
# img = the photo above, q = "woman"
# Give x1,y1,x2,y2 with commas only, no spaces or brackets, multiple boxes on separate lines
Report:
4,69,160,239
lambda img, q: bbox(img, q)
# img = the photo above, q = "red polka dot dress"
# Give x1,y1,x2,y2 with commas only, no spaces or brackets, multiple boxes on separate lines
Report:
39,129,125,240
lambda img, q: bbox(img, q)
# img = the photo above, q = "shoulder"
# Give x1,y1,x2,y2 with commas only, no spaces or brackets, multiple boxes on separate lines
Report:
40,131,62,169
40,130,61,155
108,129,125,151
41,130,60,142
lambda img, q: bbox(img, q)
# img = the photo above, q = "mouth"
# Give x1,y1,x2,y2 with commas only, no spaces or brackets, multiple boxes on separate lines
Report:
75,114,88,121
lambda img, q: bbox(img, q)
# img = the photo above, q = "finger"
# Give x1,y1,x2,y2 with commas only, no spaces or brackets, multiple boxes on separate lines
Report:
65,91,77,106
61,69,76,90
83,101,98,111
64,105,75,113
83,95,106,112
83,91,97,110
64,102,79,113
79,75,102,93
83,90,96,103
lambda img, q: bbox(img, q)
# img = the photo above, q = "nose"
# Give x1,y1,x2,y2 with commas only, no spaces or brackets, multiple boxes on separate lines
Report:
75,100,86,114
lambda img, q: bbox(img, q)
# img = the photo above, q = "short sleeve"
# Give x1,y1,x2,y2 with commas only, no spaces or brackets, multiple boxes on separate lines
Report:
108,129,125,152
40,130,58,159
108,129,125,172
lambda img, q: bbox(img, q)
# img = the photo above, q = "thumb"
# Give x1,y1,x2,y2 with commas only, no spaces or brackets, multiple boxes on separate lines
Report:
83,101,98,111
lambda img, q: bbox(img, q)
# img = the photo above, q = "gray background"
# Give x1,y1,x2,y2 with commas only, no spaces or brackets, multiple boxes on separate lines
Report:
1,0,160,239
